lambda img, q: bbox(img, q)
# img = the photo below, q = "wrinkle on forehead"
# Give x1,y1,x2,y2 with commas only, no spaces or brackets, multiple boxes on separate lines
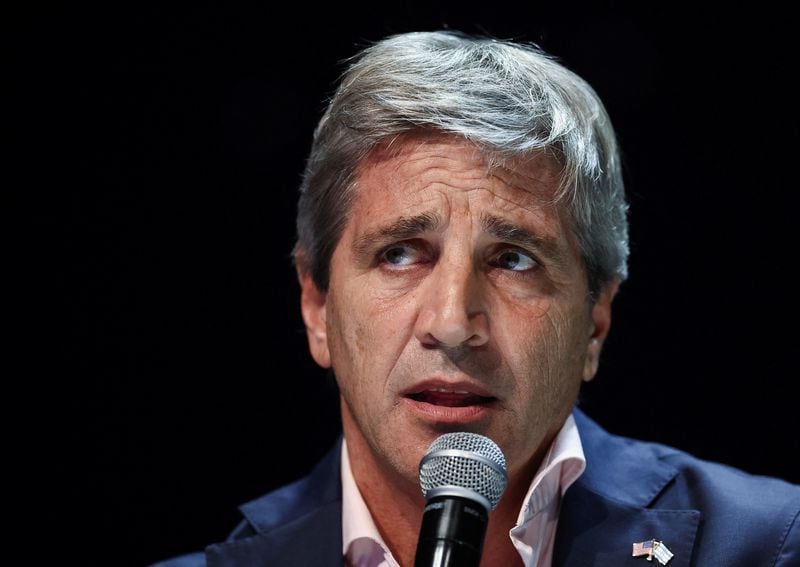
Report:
358,133,564,213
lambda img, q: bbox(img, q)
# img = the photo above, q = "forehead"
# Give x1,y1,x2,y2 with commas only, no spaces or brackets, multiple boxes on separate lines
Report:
351,134,567,223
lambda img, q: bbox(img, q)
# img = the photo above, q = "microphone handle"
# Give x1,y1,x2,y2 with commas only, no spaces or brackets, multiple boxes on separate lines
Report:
413,495,489,567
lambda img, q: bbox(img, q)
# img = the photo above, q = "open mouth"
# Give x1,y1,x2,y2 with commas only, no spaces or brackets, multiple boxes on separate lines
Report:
407,388,497,407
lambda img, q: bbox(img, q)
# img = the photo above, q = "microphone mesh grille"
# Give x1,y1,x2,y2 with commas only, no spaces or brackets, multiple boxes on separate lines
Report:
419,432,507,510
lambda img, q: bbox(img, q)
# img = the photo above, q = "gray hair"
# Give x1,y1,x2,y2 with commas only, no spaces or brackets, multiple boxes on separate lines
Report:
294,30,629,297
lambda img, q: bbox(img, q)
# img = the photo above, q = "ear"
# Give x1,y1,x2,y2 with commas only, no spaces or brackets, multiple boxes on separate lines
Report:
297,261,332,369
583,280,620,382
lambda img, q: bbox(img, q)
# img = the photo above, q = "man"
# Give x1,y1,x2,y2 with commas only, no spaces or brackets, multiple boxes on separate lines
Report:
155,30,799,566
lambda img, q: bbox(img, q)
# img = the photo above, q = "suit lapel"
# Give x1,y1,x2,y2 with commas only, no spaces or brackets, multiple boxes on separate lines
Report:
554,482,700,567
205,440,344,566
553,410,700,566
205,499,343,567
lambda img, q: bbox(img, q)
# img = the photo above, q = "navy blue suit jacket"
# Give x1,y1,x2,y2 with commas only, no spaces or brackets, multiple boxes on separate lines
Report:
153,409,799,566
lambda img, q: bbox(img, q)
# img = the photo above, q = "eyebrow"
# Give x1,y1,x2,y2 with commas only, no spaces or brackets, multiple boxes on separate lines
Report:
351,210,569,270
481,213,569,269
481,214,542,251
353,212,442,258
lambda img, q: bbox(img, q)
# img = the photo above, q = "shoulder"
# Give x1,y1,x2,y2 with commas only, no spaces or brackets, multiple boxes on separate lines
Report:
573,407,799,502
148,552,206,567
236,439,343,534
146,439,343,567
572,408,800,564
657,441,800,508
650,436,800,562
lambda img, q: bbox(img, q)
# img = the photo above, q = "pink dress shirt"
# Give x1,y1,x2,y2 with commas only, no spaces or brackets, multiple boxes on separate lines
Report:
342,414,586,567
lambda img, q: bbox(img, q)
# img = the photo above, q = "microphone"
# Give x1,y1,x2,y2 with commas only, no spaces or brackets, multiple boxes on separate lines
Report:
414,432,508,567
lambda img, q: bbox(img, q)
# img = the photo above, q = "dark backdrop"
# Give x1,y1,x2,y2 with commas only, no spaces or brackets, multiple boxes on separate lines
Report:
17,3,799,565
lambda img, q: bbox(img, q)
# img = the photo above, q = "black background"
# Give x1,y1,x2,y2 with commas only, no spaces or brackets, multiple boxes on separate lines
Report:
16,2,799,565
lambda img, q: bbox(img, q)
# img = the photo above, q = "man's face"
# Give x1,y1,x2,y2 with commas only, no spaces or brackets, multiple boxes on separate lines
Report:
299,134,615,491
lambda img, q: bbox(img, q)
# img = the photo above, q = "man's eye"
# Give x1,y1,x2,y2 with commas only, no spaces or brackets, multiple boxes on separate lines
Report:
495,250,537,271
381,245,418,266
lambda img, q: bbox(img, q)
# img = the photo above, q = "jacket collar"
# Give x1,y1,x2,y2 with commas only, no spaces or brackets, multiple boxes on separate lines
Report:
571,408,677,507
205,439,344,567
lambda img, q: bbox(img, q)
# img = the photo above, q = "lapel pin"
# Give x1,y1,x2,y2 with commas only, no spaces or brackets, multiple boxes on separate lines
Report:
632,539,674,565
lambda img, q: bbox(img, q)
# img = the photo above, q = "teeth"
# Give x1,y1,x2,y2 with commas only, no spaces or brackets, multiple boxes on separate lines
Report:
428,388,470,394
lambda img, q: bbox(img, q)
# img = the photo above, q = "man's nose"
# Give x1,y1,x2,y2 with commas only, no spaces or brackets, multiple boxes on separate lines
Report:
413,259,489,348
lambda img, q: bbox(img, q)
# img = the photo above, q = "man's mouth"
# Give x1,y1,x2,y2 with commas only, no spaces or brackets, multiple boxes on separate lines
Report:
402,382,497,424
407,388,496,407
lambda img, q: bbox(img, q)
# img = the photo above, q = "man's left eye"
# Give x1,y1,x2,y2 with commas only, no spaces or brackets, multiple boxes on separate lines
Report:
381,245,417,266
494,250,537,271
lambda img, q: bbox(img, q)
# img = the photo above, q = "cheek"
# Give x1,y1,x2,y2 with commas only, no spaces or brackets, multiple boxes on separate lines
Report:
362,281,422,344
503,306,588,392
326,283,416,393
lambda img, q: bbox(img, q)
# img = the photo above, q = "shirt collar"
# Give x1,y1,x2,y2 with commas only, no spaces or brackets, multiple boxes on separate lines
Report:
341,414,586,564
341,438,397,566
515,412,586,525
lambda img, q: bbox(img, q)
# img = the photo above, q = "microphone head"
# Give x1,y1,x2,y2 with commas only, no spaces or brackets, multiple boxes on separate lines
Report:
419,432,508,512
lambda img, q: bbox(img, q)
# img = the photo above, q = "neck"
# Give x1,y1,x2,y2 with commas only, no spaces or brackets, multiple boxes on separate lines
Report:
342,405,423,566
477,468,536,567
342,407,549,567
